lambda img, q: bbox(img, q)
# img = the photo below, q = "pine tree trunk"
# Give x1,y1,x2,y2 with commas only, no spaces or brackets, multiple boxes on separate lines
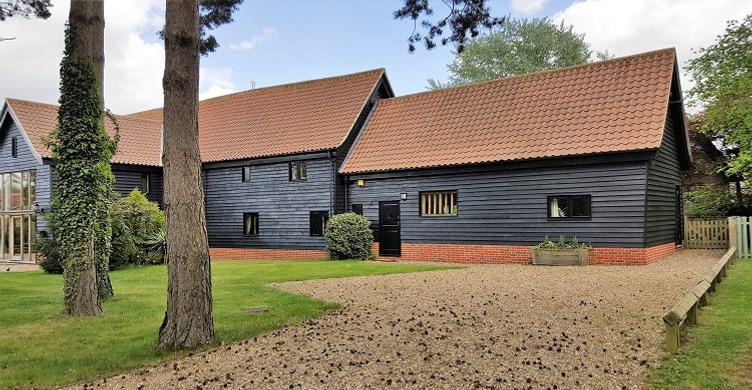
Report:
157,0,214,349
68,0,104,104
69,0,113,299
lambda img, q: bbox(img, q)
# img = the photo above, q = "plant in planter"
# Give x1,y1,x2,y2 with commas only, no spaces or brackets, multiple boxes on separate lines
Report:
533,235,592,266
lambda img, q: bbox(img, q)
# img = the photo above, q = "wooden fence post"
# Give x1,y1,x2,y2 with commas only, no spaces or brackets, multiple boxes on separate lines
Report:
729,217,737,256
665,322,680,353
684,215,690,248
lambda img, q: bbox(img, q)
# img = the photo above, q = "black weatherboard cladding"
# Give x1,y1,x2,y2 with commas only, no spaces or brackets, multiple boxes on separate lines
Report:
348,157,651,248
112,166,164,205
645,109,683,246
203,156,333,249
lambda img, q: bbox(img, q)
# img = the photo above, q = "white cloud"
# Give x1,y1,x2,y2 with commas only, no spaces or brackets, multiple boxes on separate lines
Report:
510,0,548,15
228,27,277,51
199,68,236,100
0,0,168,114
554,0,752,110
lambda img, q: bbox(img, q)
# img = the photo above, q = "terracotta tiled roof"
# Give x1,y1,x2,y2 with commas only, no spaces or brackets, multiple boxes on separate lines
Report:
340,48,678,174
130,68,386,163
5,98,163,167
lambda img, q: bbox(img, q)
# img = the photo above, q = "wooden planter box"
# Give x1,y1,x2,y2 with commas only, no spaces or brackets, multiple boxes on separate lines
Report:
533,249,589,266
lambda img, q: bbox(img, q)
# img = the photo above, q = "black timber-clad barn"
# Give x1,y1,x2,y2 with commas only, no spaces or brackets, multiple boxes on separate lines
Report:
340,48,691,265
1,48,691,265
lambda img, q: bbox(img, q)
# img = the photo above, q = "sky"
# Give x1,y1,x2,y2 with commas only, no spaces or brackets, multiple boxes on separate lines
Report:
1,0,751,114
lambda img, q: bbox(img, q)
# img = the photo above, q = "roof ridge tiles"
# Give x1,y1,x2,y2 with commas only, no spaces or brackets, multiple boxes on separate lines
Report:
379,47,675,104
128,68,385,117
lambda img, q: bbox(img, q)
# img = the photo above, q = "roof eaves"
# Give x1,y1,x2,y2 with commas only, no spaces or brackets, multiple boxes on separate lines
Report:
339,99,381,174
333,69,386,151
341,146,664,175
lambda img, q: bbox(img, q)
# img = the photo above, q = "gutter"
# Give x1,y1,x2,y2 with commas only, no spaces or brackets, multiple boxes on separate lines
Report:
329,149,336,215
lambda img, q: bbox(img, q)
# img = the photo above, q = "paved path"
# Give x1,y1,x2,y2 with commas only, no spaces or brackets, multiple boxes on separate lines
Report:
1,262,39,272
81,250,721,389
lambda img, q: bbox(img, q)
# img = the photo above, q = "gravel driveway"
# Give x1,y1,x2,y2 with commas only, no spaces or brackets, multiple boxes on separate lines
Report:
80,250,721,389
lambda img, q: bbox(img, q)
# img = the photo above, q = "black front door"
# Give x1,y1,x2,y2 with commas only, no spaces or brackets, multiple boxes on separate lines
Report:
379,201,401,256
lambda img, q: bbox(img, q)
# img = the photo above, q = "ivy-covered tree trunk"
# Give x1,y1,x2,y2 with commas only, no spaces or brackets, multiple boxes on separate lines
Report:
95,177,115,300
157,0,214,348
55,27,102,316
67,0,114,300
52,0,116,316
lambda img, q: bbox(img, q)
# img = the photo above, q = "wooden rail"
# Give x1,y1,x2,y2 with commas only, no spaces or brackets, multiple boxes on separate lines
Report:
684,217,729,249
663,247,737,353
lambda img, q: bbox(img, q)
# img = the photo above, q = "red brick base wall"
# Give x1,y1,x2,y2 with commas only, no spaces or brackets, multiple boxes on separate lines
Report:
209,247,329,261
373,242,532,264
589,242,677,265
372,242,678,266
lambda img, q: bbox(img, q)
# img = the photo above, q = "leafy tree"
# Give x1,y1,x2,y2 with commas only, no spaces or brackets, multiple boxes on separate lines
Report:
683,185,752,217
0,0,50,21
428,17,611,89
686,14,752,185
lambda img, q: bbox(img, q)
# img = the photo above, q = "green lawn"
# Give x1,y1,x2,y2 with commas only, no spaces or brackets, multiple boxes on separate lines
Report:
0,260,449,389
648,260,752,390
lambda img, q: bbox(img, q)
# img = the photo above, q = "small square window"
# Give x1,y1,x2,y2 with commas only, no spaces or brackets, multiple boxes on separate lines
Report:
243,213,259,236
242,166,252,183
548,195,591,219
350,204,363,215
141,173,151,195
310,211,329,236
420,191,458,216
289,161,307,181
11,137,18,158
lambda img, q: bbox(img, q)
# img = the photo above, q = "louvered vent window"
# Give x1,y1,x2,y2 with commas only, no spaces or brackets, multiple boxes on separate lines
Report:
419,191,458,216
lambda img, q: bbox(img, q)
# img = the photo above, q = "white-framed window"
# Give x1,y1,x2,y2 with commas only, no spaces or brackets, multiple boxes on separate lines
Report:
289,161,307,181
243,213,259,236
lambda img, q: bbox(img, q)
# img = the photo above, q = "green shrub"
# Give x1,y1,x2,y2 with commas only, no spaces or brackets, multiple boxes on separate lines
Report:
38,237,64,274
684,185,736,217
38,189,164,274
109,189,165,269
324,212,373,260
533,235,591,251
143,228,166,264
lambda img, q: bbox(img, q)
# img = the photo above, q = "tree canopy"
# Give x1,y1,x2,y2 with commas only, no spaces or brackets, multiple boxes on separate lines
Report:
0,0,50,21
394,0,504,52
428,17,611,89
686,14,752,185
158,0,243,55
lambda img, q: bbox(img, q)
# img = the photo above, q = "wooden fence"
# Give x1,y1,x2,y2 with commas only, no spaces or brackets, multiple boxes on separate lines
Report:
730,216,752,259
663,247,736,353
684,217,729,249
